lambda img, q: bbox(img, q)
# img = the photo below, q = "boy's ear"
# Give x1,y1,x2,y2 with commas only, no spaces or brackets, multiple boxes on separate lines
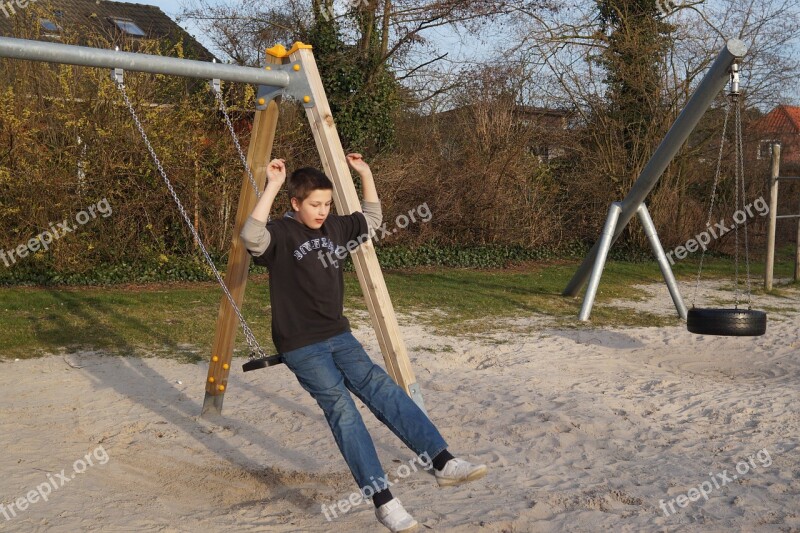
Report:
290,197,301,211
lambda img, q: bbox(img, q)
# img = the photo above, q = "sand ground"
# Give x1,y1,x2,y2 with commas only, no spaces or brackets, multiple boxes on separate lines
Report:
1,280,798,532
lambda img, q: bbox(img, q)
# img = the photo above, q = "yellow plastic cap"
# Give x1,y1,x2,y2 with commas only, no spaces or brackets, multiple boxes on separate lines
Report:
265,41,312,58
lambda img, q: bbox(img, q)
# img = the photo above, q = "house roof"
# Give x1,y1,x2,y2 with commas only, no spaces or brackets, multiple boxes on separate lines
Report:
0,0,215,61
754,105,800,135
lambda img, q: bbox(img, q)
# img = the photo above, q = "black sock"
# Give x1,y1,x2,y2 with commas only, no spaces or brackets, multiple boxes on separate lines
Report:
373,488,394,508
432,449,455,471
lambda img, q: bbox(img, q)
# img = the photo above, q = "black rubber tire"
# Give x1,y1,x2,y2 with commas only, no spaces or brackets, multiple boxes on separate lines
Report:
242,353,284,372
687,308,767,337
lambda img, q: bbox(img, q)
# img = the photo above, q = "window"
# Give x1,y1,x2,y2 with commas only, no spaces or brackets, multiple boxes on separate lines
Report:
39,18,61,33
111,18,146,37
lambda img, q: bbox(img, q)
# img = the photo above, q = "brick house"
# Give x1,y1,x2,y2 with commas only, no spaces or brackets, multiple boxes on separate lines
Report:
753,105,800,166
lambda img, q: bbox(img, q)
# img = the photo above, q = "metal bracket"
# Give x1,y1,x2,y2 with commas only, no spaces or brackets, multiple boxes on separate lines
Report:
729,62,740,96
111,67,123,85
255,61,314,110
210,59,222,95
407,382,428,417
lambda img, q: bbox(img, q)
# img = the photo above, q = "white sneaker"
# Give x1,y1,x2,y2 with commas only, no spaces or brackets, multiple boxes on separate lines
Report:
434,457,488,487
375,498,419,533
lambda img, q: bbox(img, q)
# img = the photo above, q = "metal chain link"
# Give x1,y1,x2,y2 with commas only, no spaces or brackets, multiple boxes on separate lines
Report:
212,86,261,199
692,97,732,308
115,80,267,361
733,96,741,308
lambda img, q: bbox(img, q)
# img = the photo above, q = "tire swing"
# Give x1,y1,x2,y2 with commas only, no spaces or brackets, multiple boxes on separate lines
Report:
688,66,766,337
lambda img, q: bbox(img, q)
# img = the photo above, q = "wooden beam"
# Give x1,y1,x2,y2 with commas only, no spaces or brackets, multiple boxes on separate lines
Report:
201,65,281,417
289,46,426,413
765,143,780,291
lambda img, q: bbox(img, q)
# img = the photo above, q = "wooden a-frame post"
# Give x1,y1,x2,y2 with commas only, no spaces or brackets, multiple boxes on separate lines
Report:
202,43,426,417
201,54,282,417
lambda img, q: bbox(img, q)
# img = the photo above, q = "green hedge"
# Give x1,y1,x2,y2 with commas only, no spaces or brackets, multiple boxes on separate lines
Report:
0,241,662,286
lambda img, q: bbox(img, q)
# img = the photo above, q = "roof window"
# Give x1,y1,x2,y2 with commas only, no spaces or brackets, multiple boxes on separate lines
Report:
40,18,62,33
111,18,145,37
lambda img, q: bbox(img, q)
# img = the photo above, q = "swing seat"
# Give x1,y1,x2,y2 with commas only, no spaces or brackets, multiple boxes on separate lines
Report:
242,353,285,372
687,308,766,336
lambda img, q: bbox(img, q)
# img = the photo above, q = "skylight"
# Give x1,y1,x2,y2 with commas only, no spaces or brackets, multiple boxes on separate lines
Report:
39,19,61,33
111,18,145,37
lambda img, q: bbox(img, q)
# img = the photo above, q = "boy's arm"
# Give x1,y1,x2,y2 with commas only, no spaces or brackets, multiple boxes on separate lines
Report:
346,153,382,232
239,159,286,256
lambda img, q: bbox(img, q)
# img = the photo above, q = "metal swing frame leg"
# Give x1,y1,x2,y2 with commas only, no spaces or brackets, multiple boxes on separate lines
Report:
578,203,686,321
637,204,687,320
579,203,622,321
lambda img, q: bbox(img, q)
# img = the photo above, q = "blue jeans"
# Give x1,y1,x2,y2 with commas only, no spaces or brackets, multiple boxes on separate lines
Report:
282,331,448,495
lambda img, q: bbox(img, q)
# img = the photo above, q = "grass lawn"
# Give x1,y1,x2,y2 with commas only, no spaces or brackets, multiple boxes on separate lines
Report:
1,246,797,362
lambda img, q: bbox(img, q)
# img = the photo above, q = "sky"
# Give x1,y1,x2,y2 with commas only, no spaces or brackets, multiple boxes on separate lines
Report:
111,0,486,66
114,0,797,105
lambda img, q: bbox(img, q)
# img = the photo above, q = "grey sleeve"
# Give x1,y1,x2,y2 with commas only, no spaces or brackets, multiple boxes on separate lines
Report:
239,216,271,257
361,201,382,233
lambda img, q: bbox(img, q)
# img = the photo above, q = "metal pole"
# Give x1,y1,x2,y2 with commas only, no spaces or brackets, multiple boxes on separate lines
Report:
765,143,780,290
0,36,290,87
564,39,748,297
637,204,687,319
579,203,622,321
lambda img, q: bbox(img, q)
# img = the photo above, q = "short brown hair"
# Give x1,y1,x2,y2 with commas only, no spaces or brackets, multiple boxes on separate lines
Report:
287,167,333,205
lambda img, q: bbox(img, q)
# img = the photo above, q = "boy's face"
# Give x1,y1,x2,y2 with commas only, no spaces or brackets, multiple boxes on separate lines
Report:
291,189,333,230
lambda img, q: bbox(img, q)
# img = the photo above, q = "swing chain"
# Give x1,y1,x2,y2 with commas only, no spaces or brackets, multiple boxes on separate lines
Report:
735,95,753,308
114,77,267,361
692,63,754,311
733,94,741,307
692,94,731,308
211,81,261,199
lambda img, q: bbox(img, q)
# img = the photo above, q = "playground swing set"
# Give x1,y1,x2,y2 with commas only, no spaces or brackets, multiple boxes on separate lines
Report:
0,35,766,419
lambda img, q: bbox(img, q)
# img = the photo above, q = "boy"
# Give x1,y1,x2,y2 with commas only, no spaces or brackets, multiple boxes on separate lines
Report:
240,154,488,532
